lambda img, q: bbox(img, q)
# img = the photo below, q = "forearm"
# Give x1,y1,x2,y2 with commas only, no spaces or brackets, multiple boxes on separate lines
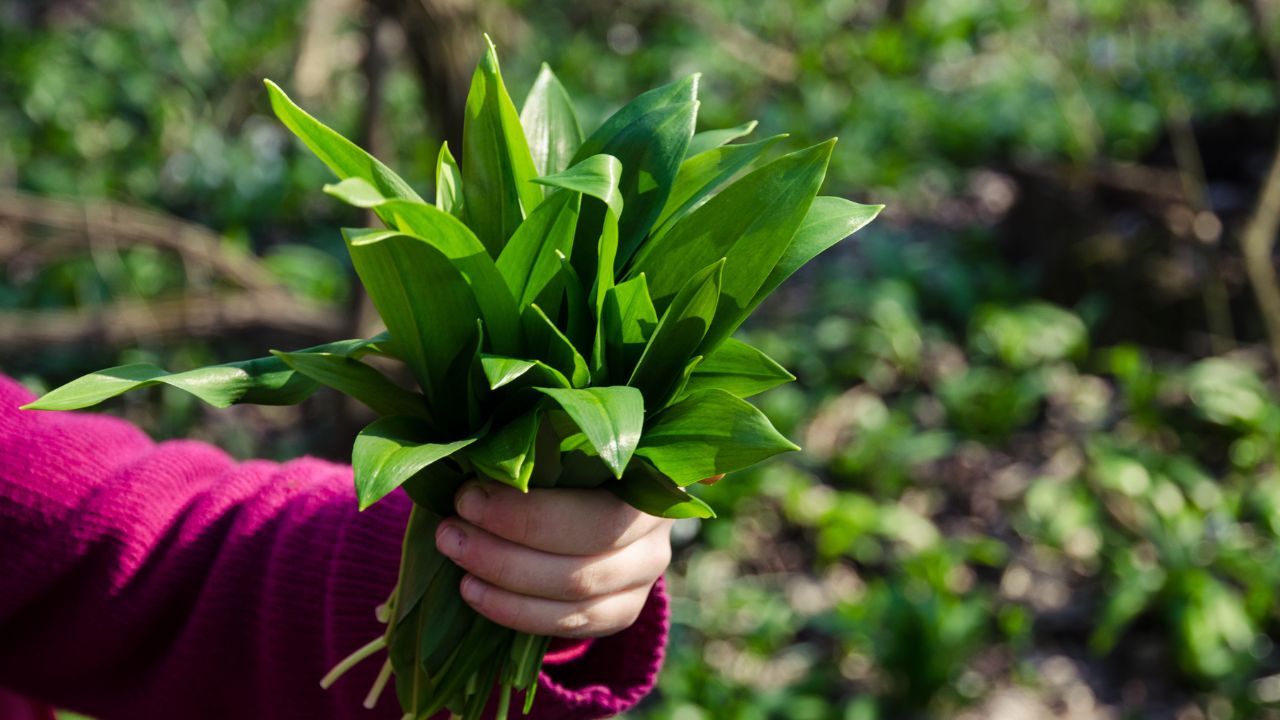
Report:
0,374,666,719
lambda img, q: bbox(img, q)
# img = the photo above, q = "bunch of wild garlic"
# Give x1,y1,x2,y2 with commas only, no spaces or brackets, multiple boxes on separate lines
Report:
26,35,880,720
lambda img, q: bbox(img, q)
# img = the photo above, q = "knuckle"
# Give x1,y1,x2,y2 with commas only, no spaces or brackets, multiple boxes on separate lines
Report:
555,607,595,637
600,508,639,551
564,564,603,600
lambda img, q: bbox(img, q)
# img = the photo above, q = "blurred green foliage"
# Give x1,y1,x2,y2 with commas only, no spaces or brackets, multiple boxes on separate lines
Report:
7,0,1280,717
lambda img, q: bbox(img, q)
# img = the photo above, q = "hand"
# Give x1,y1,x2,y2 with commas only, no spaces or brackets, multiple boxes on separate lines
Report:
434,480,674,638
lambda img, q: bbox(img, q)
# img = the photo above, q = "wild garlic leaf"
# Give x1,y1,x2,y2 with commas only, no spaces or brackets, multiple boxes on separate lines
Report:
520,64,583,179
521,303,590,388
578,102,698,271
628,259,723,408
324,191,520,356
601,273,659,383
479,355,571,391
651,133,788,236
637,388,800,485
435,141,463,217
747,196,884,313
22,337,380,411
461,408,541,491
681,337,795,399
609,460,716,519
344,229,482,417
570,74,697,279
558,250,591,353
495,189,580,314
535,386,644,479
270,350,429,419
666,354,704,410
535,153,624,376
462,35,542,257
264,80,423,204
352,416,479,510
573,73,699,163
628,139,834,349
685,119,758,157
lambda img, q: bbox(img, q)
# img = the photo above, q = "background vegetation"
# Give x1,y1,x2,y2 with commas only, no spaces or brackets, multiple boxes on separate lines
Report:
5,0,1280,717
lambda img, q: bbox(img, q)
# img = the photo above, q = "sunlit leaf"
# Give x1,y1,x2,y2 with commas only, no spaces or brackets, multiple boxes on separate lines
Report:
352,416,478,510
520,64,583,178
270,350,428,419
628,259,723,407
462,36,542,256
681,337,794,399
629,139,834,349
23,337,379,411
685,119,758,157
637,388,799,485
264,80,423,203
535,386,643,478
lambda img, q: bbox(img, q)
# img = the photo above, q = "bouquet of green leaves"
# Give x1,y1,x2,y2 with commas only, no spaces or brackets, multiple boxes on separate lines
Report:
25,36,879,720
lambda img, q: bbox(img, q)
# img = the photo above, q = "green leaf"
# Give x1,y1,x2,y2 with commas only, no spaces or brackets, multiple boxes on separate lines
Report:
637,388,799,485
535,386,644,479
535,155,626,342
667,354,704,409
575,74,699,160
392,505,451,624
495,189,580,314
578,102,698,271
571,74,697,276
436,141,463,217
324,191,520,356
628,259,723,407
609,461,716,519
628,139,835,349
652,133,787,235
263,79,423,203
520,63,584,178
270,350,428,418
351,416,478,510
461,408,541,491
682,337,795,399
747,196,883,312
685,120,758,157
522,303,590,388
23,337,377,411
344,229,482,420
601,273,659,383
479,355,570,391
557,250,591,353
462,35,542,257
533,154,623,221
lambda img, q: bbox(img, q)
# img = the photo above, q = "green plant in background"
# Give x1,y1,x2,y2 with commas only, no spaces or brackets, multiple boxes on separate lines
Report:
22,36,880,719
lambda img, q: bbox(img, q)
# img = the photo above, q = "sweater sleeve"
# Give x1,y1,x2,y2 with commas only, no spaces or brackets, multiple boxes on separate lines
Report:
0,374,667,720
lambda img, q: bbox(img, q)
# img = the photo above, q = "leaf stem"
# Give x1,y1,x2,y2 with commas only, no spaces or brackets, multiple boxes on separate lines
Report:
319,635,387,689
363,658,394,709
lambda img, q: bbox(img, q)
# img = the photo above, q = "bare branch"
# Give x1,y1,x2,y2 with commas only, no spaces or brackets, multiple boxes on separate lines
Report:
0,190,281,292
0,290,346,349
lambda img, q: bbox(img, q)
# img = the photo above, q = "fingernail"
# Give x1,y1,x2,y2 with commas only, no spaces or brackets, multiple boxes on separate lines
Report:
436,523,466,558
456,483,488,523
460,575,484,603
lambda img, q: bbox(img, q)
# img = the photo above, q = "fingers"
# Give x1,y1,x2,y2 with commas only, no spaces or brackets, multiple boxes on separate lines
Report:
435,516,671,602
454,480,667,555
459,574,655,638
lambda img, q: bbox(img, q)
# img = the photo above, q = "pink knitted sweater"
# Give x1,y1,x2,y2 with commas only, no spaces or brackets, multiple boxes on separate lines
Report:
0,374,667,719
